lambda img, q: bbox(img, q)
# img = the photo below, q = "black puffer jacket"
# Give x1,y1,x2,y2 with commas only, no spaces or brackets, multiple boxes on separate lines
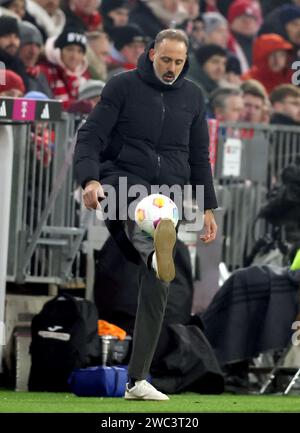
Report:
74,42,218,209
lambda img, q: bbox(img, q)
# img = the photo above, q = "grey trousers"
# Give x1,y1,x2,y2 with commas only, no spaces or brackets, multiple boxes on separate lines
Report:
124,220,170,380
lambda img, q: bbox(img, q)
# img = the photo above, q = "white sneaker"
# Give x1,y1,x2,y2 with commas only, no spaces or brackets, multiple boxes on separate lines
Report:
124,380,169,401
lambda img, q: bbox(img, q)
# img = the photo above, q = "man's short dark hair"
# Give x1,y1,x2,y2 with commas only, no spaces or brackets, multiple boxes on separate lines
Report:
209,86,243,113
270,84,300,105
154,29,189,50
241,79,267,102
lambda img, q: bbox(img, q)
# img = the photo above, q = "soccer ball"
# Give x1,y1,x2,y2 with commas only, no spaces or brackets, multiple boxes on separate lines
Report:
134,193,179,237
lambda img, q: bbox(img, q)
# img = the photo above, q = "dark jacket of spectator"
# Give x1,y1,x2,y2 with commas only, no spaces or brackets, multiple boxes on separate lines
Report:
270,112,300,126
129,0,187,39
187,44,227,100
74,41,218,210
18,21,53,98
0,48,28,89
259,4,300,51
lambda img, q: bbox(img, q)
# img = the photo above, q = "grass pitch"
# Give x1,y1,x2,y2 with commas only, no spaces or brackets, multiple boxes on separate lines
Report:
0,390,300,413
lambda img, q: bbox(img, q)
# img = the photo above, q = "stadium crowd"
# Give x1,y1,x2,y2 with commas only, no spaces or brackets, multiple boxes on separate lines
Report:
0,0,300,126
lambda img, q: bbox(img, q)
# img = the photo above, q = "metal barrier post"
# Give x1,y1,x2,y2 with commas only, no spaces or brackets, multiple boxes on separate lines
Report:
0,124,14,372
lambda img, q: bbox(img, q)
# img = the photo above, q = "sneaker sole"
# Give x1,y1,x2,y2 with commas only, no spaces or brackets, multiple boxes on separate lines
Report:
154,219,176,283
124,393,169,401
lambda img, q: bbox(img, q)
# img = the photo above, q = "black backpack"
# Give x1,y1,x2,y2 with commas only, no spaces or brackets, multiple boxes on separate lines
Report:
28,294,100,391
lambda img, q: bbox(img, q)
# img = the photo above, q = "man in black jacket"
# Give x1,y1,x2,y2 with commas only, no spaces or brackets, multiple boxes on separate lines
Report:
74,29,218,400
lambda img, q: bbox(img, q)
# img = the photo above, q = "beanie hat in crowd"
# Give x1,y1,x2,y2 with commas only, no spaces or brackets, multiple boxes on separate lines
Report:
195,44,227,66
19,21,43,47
112,24,147,51
1,69,25,94
0,16,19,38
227,0,261,25
78,79,106,100
55,28,88,52
202,12,228,34
100,0,129,16
280,5,300,27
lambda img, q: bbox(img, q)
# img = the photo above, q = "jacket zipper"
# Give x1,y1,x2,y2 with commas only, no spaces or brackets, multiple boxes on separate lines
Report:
156,93,165,180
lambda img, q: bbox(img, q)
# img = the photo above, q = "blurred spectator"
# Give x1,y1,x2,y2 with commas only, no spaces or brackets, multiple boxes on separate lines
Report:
181,0,199,20
0,68,25,96
39,28,89,109
100,0,129,38
189,15,206,51
18,21,53,97
202,11,229,49
0,0,25,19
180,0,200,36
260,4,300,52
225,53,242,85
240,79,269,123
227,0,262,73
64,0,102,32
86,30,110,81
242,34,294,94
25,0,66,40
188,44,227,99
209,86,244,121
0,16,28,88
67,78,105,114
270,84,300,125
129,0,187,39
108,24,147,78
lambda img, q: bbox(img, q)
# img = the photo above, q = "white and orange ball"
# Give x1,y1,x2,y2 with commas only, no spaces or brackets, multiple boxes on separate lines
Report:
134,194,179,237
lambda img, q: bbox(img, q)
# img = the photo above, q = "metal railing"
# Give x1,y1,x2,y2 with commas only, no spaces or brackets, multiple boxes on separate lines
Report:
214,122,300,270
1,99,86,286
3,114,300,282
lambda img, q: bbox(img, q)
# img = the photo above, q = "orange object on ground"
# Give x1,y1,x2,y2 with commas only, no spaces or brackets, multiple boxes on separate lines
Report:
98,320,127,340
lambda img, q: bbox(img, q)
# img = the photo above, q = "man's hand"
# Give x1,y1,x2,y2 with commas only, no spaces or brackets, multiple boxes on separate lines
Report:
200,209,218,244
82,180,106,210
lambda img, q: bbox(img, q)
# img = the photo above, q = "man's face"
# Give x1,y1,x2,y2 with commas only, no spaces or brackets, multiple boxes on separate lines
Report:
149,39,187,84
231,14,259,37
286,18,300,46
217,94,244,122
0,33,20,55
180,0,200,19
268,50,288,72
61,45,85,72
18,43,41,67
242,93,265,123
161,0,180,14
274,96,300,122
206,25,229,49
121,41,145,65
203,55,227,81
34,0,60,15
8,0,25,18
108,8,129,27
192,20,205,45
88,35,110,63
